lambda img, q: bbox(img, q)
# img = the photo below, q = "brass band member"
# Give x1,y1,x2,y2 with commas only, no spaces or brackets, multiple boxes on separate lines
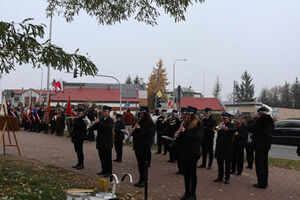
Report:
165,110,181,163
249,106,274,189
92,105,114,177
173,107,187,175
231,113,249,175
155,109,168,155
113,113,125,162
176,106,203,200
214,112,236,184
71,108,87,170
199,107,216,170
132,106,155,188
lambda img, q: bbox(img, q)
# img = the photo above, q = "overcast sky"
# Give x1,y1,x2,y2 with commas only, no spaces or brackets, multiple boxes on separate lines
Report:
1,0,300,101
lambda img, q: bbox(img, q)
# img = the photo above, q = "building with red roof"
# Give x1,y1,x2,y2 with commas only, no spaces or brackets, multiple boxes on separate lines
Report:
181,97,224,112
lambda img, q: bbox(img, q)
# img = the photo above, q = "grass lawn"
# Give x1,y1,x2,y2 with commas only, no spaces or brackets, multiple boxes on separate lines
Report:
0,155,139,200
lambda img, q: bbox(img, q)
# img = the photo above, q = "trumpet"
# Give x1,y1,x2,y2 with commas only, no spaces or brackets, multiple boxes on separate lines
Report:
214,122,225,131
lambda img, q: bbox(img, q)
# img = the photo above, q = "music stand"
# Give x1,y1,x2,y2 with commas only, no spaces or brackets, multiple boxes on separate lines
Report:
0,104,21,156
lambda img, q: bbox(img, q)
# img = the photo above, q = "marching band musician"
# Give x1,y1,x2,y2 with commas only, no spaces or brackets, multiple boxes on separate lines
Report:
71,108,87,170
214,112,236,184
91,105,114,177
132,106,155,188
249,106,274,189
155,109,168,155
173,107,187,175
113,113,125,162
199,107,216,170
231,113,249,175
164,110,181,163
176,106,203,200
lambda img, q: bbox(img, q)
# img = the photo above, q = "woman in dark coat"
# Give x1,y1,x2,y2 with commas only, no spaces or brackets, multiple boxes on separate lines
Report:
176,106,203,200
71,109,87,169
114,114,125,162
132,106,154,188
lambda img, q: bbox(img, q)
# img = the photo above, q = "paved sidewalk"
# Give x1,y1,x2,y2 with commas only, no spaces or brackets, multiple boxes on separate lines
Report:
1,130,300,200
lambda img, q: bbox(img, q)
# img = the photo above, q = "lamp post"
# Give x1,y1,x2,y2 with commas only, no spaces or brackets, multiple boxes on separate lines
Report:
173,58,187,100
46,14,53,107
95,74,122,113
66,72,122,113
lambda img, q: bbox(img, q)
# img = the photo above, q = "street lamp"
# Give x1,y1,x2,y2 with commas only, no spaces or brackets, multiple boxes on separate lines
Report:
173,58,187,99
66,72,122,113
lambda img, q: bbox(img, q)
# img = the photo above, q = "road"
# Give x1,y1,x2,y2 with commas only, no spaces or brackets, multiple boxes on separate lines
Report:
269,144,300,160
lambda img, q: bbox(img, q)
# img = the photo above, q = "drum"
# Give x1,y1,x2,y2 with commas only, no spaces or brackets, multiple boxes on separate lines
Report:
66,189,94,200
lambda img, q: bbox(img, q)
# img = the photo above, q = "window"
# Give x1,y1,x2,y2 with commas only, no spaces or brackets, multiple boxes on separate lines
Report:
275,121,288,128
14,97,19,101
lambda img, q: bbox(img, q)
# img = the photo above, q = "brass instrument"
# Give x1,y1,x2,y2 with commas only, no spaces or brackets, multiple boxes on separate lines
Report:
214,122,224,131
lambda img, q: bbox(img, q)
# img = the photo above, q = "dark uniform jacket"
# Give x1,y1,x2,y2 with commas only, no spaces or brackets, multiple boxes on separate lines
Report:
132,118,155,152
176,121,203,162
71,116,87,143
249,115,274,151
215,122,236,160
92,116,114,150
164,116,181,138
114,120,125,141
203,115,216,141
235,123,249,147
155,115,165,135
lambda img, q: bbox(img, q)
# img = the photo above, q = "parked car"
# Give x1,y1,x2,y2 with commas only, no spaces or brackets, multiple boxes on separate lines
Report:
272,120,300,145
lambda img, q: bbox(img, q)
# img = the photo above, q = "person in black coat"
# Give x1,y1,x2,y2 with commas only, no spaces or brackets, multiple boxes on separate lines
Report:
249,106,274,189
71,108,87,170
114,114,125,162
132,106,155,188
245,114,257,169
231,113,248,175
87,106,96,141
155,109,168,155
199,107,216,169
91,105,114,177
176,106,202,200
214,112,236,184
164,110,181,162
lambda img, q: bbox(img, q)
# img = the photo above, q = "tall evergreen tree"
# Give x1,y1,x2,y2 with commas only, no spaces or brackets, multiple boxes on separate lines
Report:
147,59,169,110
125,75,132,84
212,76,222,99
259,87,270,105
232,81,240,102
269,86,280,107
290,77,300,109
239,71,255,102
280,82,292,108
133,75,140,85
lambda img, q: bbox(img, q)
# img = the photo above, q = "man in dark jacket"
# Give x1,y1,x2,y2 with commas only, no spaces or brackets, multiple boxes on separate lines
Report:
132,106,155,188
214,112,236,184
71,108,87,170
87,105,96,141
155,109,168,155
199,107,216,169
92,105,114,177
231,113,248,175
249,106,274,189
114,114,125,162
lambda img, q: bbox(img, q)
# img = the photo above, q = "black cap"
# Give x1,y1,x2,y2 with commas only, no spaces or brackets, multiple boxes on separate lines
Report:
221,112,231,118
139,106,149,113
239,113,246,119
116,113,122,118
257,106,269,112
204,107,212,113
186,106,198,114
172,109,178,114
102,105,112,111
162,109,167,113
77,108,85,113
180,107,187,113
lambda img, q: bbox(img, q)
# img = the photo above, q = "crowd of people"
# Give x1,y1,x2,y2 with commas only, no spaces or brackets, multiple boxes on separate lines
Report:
4,103,299,200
